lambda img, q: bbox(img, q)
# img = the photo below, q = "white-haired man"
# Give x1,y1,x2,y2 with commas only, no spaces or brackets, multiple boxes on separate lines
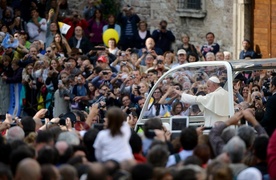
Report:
174,76,230,126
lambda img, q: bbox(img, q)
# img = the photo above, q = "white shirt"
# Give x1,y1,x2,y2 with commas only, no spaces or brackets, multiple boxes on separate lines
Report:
27,17,47,42
93,122,134,162
181,87,230,126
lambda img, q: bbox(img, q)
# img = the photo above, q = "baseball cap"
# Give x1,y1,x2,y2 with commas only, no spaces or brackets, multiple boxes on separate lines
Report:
177,49,186,55
97,55,107,63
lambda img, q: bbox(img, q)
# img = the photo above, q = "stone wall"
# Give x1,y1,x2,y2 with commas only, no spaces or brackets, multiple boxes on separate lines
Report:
130,0,234,54
68,0,235,56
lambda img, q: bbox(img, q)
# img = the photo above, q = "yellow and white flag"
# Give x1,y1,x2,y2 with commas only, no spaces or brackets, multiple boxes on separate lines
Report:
58,22,71,35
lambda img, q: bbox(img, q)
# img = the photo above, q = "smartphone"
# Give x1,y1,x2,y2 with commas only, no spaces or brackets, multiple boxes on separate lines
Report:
58,80,62,84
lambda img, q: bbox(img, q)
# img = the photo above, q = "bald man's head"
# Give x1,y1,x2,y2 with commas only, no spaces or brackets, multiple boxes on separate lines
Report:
15,158,41,180
145,38,155,49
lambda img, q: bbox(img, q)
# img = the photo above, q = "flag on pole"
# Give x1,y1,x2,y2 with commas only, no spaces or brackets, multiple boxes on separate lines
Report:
58,22,71,35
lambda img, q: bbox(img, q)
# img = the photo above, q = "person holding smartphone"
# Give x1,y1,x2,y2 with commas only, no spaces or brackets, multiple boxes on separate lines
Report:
93,107,134,162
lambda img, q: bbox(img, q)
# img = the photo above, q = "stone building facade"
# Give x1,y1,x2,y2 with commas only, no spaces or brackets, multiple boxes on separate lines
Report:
68,0,255,59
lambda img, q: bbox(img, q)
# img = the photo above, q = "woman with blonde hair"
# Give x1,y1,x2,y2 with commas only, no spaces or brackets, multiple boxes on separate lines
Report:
163,51,175,68
224,51,232,60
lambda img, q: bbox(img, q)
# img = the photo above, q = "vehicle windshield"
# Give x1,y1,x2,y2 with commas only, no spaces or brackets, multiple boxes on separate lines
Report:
140,62,232,120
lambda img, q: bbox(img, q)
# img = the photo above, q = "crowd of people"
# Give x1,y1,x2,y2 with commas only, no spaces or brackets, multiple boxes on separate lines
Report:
0,0,276,179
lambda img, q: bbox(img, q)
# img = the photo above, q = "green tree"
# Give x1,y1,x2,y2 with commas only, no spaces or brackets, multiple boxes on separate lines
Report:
101,0,121,18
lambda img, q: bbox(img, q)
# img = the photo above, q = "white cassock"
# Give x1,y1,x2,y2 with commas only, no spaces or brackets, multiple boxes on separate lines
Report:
181,87,230,126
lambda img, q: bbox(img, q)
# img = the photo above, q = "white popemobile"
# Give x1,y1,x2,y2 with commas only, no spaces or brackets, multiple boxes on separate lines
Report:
135,59,276,136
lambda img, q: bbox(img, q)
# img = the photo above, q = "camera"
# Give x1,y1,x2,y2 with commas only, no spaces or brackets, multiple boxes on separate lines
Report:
58,112,77,126
196,73,203,81
157,60,163,64
65,62,72,67
255,96,261,100
128,48,136,53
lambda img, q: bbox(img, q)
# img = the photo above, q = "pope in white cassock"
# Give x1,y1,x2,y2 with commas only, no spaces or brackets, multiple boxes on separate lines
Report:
174,76,230,126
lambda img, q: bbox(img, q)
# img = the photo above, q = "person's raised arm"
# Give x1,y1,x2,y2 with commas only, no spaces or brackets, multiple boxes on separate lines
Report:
243,109,268,136
258,71,268,88
86,103,99,127
209,112,243,156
